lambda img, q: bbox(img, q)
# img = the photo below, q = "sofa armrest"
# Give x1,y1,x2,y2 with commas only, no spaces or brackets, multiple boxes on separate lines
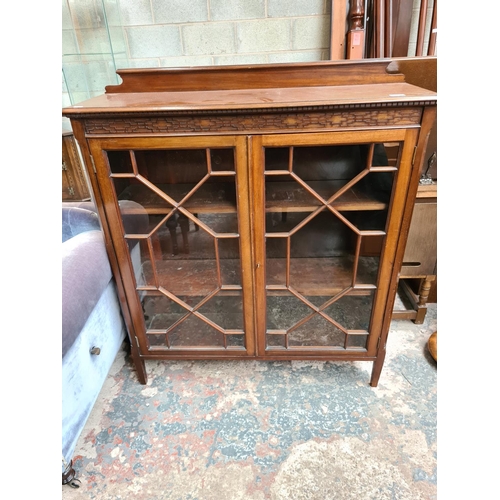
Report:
62,230,112,357
62,206,100,243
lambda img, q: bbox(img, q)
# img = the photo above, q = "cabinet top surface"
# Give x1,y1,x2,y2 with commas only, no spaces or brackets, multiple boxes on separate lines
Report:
63,82,436,116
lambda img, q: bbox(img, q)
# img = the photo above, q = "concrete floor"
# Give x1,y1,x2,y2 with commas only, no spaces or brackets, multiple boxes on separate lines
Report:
62,304,437,500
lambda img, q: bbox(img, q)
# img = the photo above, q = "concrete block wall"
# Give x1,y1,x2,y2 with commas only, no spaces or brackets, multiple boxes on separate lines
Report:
63,0,333,109
120,0,332,68
62,0,434,110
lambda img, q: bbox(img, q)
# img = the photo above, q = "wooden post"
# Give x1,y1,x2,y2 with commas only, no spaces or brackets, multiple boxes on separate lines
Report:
415,0,429,56
347,0,366,59
428,0,437,55
375,0,385,57
330,0,348,59
384,0,393,56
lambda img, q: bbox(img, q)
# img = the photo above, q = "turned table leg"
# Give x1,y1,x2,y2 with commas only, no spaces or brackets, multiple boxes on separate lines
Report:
414,276,435,324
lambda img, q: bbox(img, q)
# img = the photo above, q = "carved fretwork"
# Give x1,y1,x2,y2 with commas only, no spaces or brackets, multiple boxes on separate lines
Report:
67,134,88,191
84,106,425,136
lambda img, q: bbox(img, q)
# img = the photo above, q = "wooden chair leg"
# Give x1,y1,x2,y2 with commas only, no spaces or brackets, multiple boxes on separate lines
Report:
165,217,179,255
178,214,190,254
414,276,434,324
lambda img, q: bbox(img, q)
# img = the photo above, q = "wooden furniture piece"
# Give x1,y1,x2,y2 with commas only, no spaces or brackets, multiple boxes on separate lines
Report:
346,0,366,59
62,60,436,387
332,1,439,324
62,129,91,202
387,57,437,322
366,0,437,58
330,0,349,59
392,183,436,323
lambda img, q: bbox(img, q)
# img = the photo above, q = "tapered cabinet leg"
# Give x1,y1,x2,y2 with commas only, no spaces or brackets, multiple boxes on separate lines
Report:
370,350,386,387
128,338,147,384
132,353,148,385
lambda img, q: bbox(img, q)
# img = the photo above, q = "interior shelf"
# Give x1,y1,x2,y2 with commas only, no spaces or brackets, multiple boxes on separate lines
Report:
139,259,242,296
118,180,390,215
266,180,389,212
119,183,237,214
266,257,379,295
138,256,378,297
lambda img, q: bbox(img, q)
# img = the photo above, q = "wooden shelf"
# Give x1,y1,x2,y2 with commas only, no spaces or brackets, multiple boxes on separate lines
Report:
118,179,389,215
266,257,379,295
119,182,237,214
140,259,241,296
138,256,378,297
266,180,389,212
416,182,437,199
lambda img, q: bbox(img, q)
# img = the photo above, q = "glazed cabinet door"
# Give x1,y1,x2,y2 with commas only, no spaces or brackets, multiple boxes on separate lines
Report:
88,136,255,357
250,129,418,358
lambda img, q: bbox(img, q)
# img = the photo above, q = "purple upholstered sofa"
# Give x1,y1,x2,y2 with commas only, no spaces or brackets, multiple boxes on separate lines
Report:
62,202,127,477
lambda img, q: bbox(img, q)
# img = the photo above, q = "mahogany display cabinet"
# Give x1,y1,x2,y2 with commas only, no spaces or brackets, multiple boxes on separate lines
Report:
62,60,437,386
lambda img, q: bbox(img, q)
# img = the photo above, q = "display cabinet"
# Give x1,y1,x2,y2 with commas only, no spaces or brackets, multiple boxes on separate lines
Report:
62,60,437,386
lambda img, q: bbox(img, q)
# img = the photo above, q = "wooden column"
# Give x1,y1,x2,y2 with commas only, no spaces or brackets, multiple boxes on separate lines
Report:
330,0,348,59
347,0,366,59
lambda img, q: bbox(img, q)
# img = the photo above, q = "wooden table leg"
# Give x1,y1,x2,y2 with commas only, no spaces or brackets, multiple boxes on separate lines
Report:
414,276,435,324
178,214,190,254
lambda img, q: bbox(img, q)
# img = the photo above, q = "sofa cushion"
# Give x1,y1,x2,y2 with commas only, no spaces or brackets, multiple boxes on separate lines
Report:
62,230,113,357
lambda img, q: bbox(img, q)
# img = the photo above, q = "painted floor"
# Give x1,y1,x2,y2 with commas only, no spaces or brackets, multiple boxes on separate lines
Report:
62,304,437,500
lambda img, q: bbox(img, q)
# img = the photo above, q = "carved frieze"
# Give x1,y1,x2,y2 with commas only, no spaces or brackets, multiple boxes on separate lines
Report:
83,104,427,136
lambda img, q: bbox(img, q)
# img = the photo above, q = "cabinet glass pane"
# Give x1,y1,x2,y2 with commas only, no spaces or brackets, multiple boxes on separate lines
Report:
106,147,245,351
264,143,399,352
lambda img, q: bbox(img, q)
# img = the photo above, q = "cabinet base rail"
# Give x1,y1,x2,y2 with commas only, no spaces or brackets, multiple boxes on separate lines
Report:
127,347,384,387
